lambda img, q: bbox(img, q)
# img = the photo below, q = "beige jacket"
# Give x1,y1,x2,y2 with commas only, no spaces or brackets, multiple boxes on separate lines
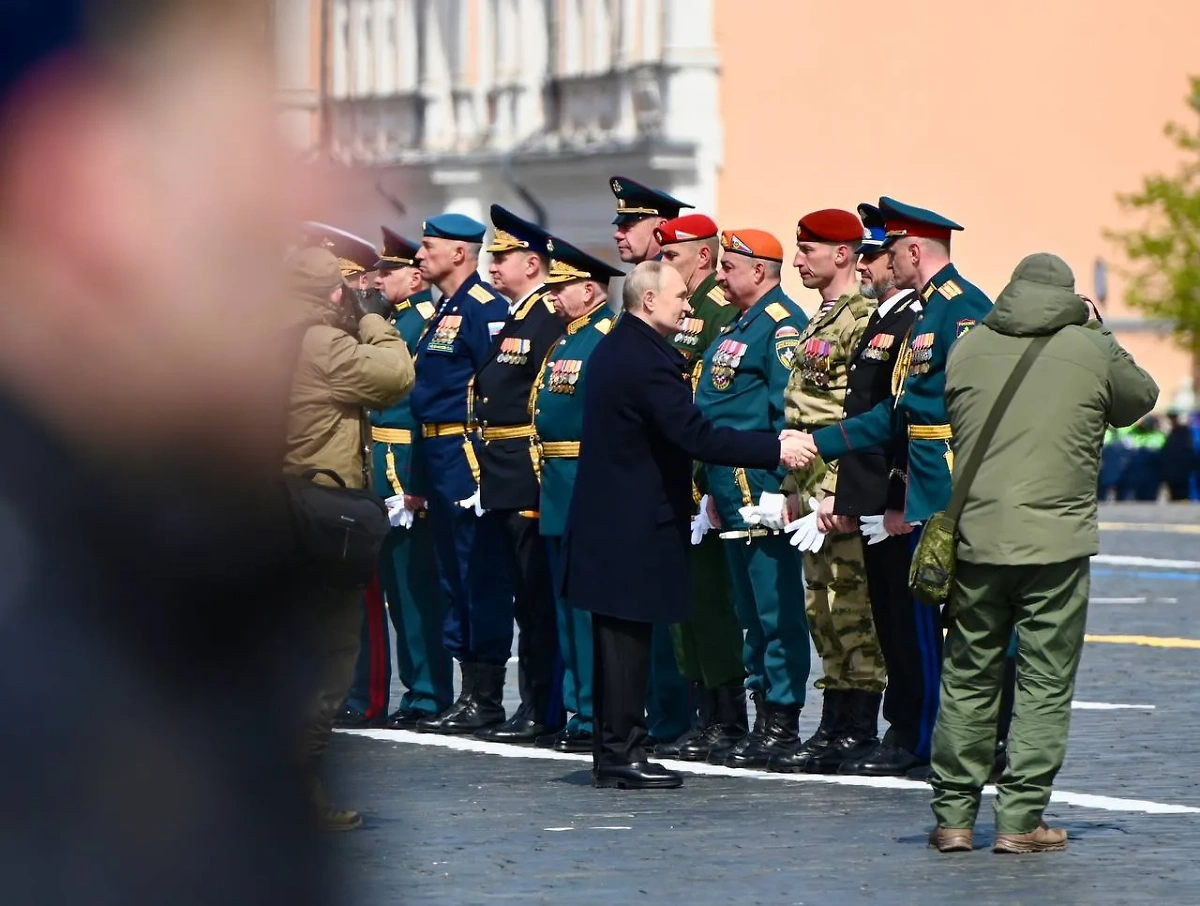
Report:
284,286,414,489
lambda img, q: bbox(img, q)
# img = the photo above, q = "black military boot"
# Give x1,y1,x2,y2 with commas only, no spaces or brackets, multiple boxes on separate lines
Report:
710,690,764,764
474,702,555,744
655,688,719,758
677,684,748,762
415,662,475,733
839,727,925,776
724,702,801,769
806,690,881,774
766,689,843,773
436,663,506,734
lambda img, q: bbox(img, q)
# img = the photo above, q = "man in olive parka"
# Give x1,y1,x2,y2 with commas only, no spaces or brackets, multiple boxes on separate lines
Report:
929,253,1158,854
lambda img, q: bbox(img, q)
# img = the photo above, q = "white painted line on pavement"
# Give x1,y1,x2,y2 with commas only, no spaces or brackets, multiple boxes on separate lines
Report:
1093,554,1200,570
337,728,1199,816
1091,597,1178,604
1072,701,1155,710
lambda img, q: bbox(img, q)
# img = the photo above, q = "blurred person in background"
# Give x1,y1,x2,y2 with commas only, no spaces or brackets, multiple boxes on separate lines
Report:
1118,416,1165,501
1161,409,1196,501
0,1,344,903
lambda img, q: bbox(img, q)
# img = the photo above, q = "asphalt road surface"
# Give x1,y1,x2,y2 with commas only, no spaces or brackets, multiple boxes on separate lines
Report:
325,503,1200,905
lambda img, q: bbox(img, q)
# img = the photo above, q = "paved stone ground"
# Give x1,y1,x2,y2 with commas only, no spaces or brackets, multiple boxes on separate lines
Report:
323,504,1200,904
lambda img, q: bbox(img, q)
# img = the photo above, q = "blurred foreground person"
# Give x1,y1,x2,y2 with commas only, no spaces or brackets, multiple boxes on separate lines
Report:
0,2,343,903
929,254,1158,853
282,247,414,829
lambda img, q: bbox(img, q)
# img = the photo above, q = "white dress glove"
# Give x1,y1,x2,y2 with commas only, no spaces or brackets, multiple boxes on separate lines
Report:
859,514,888,545
456,488,486,516
385,494,415,529
785,497,826,552
755,492,789,531
691,495,713,545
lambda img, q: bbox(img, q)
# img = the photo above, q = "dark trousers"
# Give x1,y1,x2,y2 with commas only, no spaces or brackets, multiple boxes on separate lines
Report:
303,586,364,766
471,509,563,725
863,533,927,754
592,613,652,768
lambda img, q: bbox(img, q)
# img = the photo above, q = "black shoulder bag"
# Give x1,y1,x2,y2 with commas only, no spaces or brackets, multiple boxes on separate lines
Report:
282,468,389,590
909,335,1051,605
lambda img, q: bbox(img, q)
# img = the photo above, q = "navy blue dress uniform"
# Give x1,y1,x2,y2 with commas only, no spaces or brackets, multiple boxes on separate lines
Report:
811,197,992,765
529,239,623,753
609,174,699,747
469,206,567,743
563,307,782,788
693,229,813,769
830,204,926,776
340,229,454,730
406,214,512,734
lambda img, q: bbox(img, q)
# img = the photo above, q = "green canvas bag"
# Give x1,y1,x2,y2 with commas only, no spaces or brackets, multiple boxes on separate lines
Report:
909,335,1051,605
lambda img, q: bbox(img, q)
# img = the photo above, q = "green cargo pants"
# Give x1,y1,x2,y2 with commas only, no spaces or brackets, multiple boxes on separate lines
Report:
930,557,1089,834
670,531,745,689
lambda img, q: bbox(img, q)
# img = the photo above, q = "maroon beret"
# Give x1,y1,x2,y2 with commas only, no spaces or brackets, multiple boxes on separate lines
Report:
797,209,864,244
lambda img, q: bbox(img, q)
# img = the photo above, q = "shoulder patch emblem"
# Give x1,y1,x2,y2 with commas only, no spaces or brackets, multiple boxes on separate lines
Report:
468,284,495,303
774,325,799,339
955,318,976,338
594,317,612,335
765,302,789,323
707,286,728,306
415,300,436,320
938,280,963,299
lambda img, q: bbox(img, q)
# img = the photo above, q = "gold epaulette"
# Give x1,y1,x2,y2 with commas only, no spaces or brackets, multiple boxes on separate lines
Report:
708,286,728,306
468,284,495,303
542,297,556,313
415,300,436,320
765,302,789,322
938,280,963,299
595,317,612,334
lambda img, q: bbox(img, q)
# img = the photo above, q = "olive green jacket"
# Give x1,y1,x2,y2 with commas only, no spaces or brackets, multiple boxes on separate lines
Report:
945,254,1159,565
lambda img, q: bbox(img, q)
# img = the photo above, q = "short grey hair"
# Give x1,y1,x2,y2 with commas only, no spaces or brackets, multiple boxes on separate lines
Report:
622,260,668,312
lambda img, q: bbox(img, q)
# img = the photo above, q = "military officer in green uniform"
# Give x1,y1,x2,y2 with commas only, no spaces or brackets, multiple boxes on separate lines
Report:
691,228,811,768
362,228,454,729
769,209,884,776
529,237,624,753
608,175,699,744
797,197,994,778
648,213,745,761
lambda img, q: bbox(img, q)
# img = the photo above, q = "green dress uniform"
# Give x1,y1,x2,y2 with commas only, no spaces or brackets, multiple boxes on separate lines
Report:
530,293,615,750
668,273,741,693
810,198,994,763
694,283,811,768
365,288,454,722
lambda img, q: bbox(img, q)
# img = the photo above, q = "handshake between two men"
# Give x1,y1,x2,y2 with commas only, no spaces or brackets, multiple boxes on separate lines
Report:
777,429,818,471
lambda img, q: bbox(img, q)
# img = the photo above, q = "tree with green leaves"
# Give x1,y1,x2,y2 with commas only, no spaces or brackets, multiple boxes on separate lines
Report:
1108,75,1200,393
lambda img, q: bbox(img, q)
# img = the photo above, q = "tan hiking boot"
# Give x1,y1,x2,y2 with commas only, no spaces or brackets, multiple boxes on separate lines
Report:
308,776,363,832
993,823,1067,854
927,826,973,852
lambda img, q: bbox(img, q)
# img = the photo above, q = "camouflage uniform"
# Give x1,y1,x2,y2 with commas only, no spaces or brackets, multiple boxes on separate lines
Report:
783,292,884,694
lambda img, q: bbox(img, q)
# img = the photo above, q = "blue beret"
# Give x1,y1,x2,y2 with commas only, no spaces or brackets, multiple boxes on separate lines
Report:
1,3,86,104
486,204,553,257
423,213,487,243
609,176,693,225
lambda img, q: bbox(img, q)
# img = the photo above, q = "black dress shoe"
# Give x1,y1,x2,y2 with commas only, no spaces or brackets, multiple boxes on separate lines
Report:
474,712,553,744
906,763,933,783
592,761,683,790
382,708,427,730
838,741,925,777
333,707,379,729
534,727,592,752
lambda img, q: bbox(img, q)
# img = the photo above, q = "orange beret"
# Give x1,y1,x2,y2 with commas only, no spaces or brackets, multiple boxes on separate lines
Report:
720,229,784,263
654,214,719,246
797,209,864,244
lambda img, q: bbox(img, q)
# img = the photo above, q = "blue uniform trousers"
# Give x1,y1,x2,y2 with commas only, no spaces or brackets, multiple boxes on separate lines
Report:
647,624,695,740
724,534,810,708
910,525,943,760
469,510,563,724
546,535,593,733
